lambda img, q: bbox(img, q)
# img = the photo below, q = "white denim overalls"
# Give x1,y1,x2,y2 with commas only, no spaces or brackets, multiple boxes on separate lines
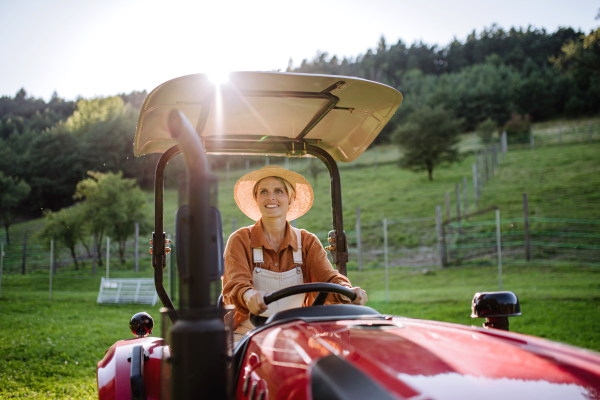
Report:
234,227,305,341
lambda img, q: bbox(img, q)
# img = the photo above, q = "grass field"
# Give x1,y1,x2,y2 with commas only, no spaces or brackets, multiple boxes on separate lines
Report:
1,262,599,399
1,123,599,399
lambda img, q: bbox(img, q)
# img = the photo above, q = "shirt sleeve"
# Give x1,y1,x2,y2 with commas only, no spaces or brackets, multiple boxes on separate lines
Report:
303,231,353,304
222,229,254,315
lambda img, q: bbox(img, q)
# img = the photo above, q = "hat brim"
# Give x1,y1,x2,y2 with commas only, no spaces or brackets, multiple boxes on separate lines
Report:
234,165,314,221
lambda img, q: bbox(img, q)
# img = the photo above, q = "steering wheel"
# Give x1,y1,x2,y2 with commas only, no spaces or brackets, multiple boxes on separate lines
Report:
249,283,356,327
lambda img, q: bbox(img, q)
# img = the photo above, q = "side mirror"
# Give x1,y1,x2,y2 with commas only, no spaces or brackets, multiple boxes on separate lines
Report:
471,291,521,331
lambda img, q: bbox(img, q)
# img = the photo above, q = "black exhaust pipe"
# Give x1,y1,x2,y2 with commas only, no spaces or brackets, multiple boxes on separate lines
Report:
167,109,228,400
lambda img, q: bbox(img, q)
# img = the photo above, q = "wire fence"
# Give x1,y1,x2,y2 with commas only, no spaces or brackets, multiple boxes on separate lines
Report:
445,217,600,267
0,232,155,275
459,120,600,152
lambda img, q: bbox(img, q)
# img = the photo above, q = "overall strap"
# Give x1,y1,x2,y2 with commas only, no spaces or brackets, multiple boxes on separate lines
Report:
249,226,302,265
292,227,303,265
248,226,264,265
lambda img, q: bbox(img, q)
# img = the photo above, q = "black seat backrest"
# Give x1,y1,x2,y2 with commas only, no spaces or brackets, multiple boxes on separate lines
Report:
175,205,224,282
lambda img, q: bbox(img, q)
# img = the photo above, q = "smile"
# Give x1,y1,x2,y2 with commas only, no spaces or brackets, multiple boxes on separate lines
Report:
265,205,279,208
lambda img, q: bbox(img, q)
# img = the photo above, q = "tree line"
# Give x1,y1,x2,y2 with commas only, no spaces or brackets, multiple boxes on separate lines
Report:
1,22,599,234
290,23,600,141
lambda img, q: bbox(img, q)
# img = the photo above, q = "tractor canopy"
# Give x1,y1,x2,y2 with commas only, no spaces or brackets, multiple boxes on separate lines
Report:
133,71,403,162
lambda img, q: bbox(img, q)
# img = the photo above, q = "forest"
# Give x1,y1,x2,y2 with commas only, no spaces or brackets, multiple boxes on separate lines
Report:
0,24,599,224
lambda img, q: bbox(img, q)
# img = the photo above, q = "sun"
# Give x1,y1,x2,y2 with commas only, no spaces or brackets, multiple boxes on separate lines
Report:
206,68,231,85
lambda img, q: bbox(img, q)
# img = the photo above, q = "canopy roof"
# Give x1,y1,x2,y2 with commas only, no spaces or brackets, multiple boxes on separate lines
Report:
134,72,402,162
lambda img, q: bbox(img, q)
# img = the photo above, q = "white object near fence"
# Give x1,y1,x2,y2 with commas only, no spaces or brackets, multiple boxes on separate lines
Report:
383,218,389,302
496,209,502,290
106,237,110,280
49,239,53,300
97,278,158,305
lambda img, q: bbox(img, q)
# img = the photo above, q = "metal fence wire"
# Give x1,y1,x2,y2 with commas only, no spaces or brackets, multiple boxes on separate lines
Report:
445,217,600,267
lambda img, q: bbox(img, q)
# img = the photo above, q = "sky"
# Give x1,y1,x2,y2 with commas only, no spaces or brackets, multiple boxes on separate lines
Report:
1,0,598,101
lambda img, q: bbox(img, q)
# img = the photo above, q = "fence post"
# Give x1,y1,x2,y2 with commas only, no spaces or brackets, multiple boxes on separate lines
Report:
530,126,534,150
455,183,461,222
245,159,250,173
559,123,562,146
494,146,498,172
472,164,479,209
463,177,468,217
523,194,530,262
589,121,593,143
436,206,447,267
496,209,502,290
265,156,269,166
484,148,489,184
232,217,237,233
445,192,451,221
383,217,389,302
226,161,230,181
502,130,507,155
356,207,362,271
490,147,495,176
49,239,53,300
285,157,289,170
134,222,139,273
92,233,97,274
106,237,110,280
474,132,478,152
479,152,485,188
0,242,4,298
21,234,26,274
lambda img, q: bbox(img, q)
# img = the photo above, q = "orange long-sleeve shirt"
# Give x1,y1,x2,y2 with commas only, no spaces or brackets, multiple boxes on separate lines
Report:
222,219,352,324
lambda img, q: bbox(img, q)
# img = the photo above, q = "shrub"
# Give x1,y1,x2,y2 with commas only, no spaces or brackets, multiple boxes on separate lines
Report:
476,118,497,144
503,114,531,144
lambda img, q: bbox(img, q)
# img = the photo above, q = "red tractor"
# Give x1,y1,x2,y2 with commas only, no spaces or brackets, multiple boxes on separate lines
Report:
97,72,600,400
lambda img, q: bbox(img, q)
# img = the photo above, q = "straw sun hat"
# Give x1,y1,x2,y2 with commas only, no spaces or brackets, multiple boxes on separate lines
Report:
234,165,314,221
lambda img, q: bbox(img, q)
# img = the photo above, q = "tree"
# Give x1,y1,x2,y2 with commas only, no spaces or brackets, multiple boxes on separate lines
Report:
74,171,150,264
0,173,30,244
393,106,464,181
550,28,600,75
38,204,87,269
64,96,129,137
476,118,497,144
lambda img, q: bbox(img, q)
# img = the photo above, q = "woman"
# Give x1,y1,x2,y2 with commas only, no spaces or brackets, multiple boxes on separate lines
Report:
222,165,367,342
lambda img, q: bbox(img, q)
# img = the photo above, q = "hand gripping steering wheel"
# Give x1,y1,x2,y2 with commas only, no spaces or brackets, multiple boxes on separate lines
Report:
249,283,356,327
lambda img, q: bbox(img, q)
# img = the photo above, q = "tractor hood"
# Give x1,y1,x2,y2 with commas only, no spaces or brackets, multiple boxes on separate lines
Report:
239,317,600,399
134,72,402,162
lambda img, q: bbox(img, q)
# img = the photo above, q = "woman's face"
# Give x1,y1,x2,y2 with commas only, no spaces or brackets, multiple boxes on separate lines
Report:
255,177,292,220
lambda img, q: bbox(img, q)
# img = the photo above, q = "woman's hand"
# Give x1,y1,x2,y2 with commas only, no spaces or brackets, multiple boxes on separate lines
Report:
243,289,269,315
350,287,367,305
340,286,367,305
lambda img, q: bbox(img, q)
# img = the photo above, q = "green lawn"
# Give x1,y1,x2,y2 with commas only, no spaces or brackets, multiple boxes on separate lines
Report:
1,262,599,399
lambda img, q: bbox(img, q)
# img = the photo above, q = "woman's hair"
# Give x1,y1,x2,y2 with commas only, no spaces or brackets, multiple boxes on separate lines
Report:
253,176,296,201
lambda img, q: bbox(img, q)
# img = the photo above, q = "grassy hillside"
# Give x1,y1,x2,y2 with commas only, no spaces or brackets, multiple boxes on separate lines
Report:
157,141,600,238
